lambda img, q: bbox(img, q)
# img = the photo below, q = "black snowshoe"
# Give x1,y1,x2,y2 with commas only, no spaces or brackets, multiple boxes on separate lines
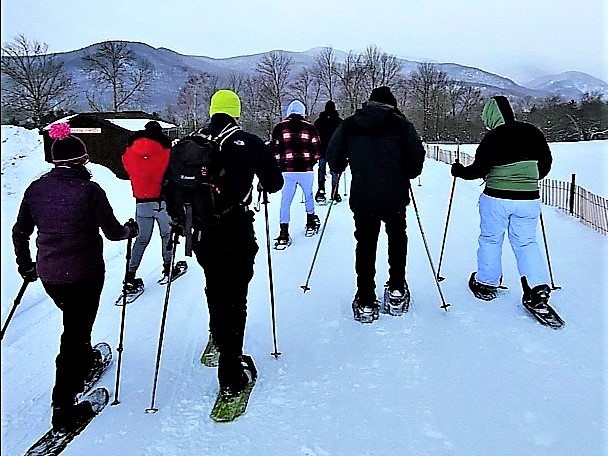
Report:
382,281,411,316
115,277,144,305
158,260,188,285
315,189,327,205
352,295,380,324
521,277,564,329
305,214,320,237
274,223,292,250
468,272,498,301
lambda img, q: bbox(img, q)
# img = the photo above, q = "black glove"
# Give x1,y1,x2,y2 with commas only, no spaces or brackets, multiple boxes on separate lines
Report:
18,262,38,282
125,219,139,238
451,162,465,178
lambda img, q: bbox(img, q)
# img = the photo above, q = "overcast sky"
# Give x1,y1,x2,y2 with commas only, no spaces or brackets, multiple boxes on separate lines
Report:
1,0,606,83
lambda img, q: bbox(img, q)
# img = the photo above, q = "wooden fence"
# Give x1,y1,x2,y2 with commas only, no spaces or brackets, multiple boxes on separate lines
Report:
425,145,608,236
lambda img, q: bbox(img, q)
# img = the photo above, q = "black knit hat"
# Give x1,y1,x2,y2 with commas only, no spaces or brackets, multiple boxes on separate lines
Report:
49,123,89,164
145,120,162,133
324,100,336,112
369,86,397,108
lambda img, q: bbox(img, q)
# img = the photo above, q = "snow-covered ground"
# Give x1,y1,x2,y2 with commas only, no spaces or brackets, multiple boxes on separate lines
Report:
1,126,606,456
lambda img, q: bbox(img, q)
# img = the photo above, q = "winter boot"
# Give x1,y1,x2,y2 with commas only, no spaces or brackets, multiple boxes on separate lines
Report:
124,271,144,295
274,223,291,249
352,294,380,323
219,355,257,399
305,213,320,236
468,272,498,301
315,189,327,204
52,400,95,432
383,280,411,315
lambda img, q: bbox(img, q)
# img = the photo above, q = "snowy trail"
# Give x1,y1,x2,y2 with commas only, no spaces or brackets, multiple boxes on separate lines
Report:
1,128,606,456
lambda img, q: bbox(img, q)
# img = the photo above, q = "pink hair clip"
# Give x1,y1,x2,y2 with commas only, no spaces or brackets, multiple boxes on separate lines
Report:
49,123,72,140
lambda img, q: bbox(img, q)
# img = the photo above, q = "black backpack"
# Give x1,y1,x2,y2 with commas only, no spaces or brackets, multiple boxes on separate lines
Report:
165,125,240,254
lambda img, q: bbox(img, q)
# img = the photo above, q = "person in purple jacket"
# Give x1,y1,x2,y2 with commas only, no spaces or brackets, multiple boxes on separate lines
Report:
12,123,138,432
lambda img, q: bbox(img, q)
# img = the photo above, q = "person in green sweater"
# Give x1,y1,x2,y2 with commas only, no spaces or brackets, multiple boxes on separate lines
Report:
451,95,554,310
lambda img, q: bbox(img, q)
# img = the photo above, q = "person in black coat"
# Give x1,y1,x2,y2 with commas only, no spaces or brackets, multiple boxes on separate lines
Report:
327,86,425,322
314,100,342,202
164,89,283,397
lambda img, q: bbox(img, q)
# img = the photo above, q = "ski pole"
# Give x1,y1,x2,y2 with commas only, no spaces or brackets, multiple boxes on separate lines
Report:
262,190,281,358
437,148,460,282
301,175,340,293
343,171,348,196
1,279,30,341
539,211,561,290
409,188,451,311
112,227,134,406
146,229,180,413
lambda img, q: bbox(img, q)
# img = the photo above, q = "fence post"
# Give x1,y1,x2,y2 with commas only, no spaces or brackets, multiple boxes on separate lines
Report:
569,174,576,215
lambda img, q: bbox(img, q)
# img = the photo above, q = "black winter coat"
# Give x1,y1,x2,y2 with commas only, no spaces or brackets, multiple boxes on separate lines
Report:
314,110,342,156
327,102,425,215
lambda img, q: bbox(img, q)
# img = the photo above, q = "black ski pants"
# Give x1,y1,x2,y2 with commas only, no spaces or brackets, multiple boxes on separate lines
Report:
42,276,103,407
193,210,258,390
353,211,408,302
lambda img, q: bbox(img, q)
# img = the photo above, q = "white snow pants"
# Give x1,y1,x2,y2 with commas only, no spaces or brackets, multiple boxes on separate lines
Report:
476,193,549,288
280,171,315,224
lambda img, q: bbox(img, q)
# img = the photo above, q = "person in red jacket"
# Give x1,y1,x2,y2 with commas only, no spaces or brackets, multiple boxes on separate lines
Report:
122,121,180,292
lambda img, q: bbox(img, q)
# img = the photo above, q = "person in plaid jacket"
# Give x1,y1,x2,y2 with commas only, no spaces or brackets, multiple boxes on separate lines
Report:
270,100,321,245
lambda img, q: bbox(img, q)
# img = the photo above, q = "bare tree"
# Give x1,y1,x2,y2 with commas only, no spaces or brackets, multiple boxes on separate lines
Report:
362,44,402,92
167,72,219,132
407,62,450,139
1,34,74,126
290,67,322,117
313,47,340,101
82,41,153,112
256,51,293,123
335,51,367,115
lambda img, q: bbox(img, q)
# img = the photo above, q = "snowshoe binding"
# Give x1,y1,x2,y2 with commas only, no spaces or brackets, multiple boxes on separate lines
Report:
521,277,564,329
305,214,320,237
115,277,144,305
382,281,411,316
468,272,498,301
210,355,257,422
315,189,327,205
274,223,292,250
352,295,380,324
158,260,188,285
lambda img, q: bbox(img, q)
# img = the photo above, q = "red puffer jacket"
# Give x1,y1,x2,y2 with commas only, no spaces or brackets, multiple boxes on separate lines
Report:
122,137,170,200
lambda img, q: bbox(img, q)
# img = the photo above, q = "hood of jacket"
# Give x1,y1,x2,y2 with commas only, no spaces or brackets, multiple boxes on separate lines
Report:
482,96,515,130
352,101,398,129
206,113,240,137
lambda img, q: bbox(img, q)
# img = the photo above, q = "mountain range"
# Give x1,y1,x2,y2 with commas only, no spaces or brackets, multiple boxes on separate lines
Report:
51,41,608,114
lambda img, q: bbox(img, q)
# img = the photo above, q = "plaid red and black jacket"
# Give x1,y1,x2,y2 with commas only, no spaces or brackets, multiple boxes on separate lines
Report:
271,114,321,172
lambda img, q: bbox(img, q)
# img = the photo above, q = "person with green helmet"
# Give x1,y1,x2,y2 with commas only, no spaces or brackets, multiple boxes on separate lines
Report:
451,95,554,313
164,89,283,399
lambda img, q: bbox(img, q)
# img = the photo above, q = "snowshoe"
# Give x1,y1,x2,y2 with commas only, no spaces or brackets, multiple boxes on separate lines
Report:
468,272,498,301
158,260,188,285
352,295,380,324
115,278,144,305
200,334,220,367
274,236,292,250
305,214,320,237
79,342,112,398
330,193,342,203
382,281,411,316
315,190,327,205
210,355,257,422
521,278,564,329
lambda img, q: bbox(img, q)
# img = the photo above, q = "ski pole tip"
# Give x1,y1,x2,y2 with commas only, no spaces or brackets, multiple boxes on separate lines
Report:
300,285,310,293
437,276,445,282
441,303,451,312
271,351,282,358
145,408,158,414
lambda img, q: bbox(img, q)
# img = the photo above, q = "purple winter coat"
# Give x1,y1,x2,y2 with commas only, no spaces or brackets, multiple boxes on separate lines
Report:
12,166,131,284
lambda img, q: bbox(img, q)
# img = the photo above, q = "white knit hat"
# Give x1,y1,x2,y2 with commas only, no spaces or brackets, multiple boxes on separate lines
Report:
285,100,306,118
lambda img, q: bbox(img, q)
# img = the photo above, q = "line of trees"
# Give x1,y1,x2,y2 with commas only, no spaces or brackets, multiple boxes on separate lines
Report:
2,36,607,143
